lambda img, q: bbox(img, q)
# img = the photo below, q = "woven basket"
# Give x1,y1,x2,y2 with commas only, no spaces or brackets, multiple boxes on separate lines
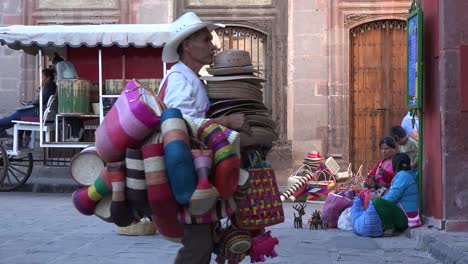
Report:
117,221,157,236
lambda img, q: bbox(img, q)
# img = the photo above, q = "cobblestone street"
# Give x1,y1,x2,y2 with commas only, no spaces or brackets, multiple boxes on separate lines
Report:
0,193,440,264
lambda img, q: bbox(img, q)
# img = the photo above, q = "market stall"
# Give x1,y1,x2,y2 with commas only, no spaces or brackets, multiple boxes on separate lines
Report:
0,24,171,190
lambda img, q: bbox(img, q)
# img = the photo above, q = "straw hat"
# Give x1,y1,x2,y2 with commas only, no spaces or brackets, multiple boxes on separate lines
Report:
162,12,224,63
207,90,263,102
246,114,276,129
201,74,265,82
239,126,278,147
205,81,263,90
206,49,257,76
208,99,266,115
209,104,268,118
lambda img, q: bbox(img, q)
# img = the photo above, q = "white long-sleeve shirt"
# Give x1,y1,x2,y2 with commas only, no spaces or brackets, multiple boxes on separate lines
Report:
159,62,209,118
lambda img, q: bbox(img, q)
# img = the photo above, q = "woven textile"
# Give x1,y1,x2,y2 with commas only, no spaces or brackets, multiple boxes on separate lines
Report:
125,148,151,217
109,161,135,227
321,193,353,228
141,136,184,241
198,119,240,199
95,80,165,163
72,167,112,216
306,182,335,202
161,108,197,205
189,149,219,215
233,166,284,230
306,170,336,202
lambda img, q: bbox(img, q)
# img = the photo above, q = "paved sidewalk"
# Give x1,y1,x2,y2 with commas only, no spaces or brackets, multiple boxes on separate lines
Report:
8,172,468,264
0,192,441,264
408,227,468,264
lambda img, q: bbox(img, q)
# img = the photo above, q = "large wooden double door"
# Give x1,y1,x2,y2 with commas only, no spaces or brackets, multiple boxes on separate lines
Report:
350,20,407,171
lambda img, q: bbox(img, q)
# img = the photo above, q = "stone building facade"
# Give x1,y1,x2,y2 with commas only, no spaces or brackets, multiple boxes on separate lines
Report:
0,0,411,183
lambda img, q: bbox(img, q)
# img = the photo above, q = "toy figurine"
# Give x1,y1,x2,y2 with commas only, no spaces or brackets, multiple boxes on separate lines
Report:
292,203,307,228
309,210,323,230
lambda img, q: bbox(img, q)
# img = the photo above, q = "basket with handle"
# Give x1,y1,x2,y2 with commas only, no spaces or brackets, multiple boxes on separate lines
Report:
306,167,336,202
231,152,284,230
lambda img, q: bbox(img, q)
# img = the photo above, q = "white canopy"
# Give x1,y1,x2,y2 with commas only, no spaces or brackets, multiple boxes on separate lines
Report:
0,24,171,54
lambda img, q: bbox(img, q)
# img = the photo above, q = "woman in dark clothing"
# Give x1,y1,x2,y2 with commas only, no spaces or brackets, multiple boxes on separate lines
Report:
0,69,57,146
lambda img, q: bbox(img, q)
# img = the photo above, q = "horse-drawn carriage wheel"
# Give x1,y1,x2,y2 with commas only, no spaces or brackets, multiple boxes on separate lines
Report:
0,152,33,191
0,144,8,186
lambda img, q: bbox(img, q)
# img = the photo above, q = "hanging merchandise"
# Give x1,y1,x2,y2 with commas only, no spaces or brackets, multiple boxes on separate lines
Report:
232,153,284,230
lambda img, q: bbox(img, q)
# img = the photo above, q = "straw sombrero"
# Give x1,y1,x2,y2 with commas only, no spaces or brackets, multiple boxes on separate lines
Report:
206,49,258,76
201,74,265,82
210,106,269,118
209,99,263,109
239,126,278,147
246,115,276,129
162,12,224,63
207,92,264,102
208,101,267,116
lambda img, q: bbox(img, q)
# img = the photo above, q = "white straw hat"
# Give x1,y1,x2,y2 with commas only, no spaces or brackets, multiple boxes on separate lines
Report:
162,12,224,63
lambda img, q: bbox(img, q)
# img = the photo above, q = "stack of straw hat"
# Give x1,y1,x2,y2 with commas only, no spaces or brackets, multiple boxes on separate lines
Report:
302,151,323,171
202,49,278,147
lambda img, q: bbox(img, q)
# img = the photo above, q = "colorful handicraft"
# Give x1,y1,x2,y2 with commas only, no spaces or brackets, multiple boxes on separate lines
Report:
142,133,183,242
232,155,284,230
95,80,165,163
198,119,240,199
72,167,112,216
109,161,135,227
189,149,219,215
249,231,279,263
161,108,197,205
125,148,151,217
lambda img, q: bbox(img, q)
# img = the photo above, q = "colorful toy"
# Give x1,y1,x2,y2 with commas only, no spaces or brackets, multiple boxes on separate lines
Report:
249,231,279,263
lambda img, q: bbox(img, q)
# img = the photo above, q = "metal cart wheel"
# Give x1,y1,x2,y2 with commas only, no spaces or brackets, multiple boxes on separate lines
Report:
0,144,8,185
0,152,33,191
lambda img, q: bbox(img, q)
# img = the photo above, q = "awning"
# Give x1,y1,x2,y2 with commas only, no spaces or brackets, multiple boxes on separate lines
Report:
0,24,171,55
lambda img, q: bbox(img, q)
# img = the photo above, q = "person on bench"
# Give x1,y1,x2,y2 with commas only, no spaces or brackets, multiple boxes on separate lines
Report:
0,69,57,147
51,53,84,142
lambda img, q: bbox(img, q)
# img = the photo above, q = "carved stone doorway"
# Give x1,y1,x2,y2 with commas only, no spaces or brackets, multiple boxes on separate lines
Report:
349,20,407,171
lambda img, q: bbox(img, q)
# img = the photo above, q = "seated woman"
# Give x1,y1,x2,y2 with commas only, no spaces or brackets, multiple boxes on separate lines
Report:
350,153,421,237
365,136,398,189
359,137,398,208
0,69,57,147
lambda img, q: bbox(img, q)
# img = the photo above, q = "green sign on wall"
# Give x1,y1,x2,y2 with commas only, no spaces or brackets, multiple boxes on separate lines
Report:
407,0,423,109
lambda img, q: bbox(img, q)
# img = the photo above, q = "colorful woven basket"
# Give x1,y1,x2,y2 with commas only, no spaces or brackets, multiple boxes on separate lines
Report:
232,161,284,230
306,170,336,202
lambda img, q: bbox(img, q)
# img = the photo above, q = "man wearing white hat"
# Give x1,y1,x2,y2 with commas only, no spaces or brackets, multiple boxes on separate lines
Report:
159,12,249,264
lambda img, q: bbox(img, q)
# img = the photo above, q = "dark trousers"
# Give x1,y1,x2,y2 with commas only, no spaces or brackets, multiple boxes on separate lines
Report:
174,224,214,264
0,107,38,130
65,117,84,137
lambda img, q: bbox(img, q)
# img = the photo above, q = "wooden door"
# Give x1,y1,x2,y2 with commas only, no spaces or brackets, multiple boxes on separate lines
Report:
350,20,407,172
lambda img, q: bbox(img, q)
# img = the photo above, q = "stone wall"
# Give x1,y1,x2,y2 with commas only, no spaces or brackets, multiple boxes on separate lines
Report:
288,0,411,175
0,0,26,118
288,0,328,170
439,0,468,231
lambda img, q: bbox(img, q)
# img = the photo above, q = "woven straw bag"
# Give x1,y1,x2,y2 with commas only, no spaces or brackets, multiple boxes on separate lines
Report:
232,152,284,230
